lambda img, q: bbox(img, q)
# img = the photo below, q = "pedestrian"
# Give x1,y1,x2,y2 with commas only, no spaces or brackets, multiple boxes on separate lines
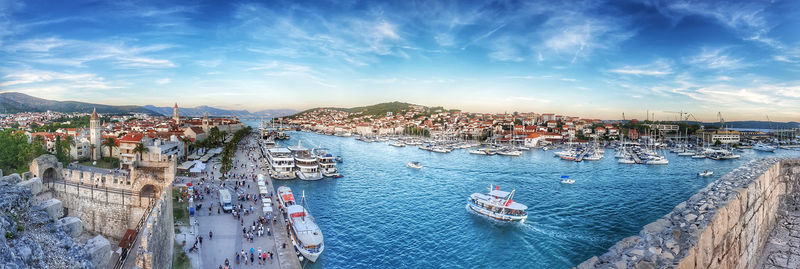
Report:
209,230,213,240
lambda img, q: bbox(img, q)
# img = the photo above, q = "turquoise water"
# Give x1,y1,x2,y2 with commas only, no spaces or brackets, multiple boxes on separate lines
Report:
245,123,799,268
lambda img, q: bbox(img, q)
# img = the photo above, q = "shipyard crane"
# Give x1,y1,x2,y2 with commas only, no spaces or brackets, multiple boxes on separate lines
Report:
717,112,725,129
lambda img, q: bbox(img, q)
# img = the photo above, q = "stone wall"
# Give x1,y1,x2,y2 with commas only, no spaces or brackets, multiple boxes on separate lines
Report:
135,186,175,269
43,182,154,240
578,158,800,269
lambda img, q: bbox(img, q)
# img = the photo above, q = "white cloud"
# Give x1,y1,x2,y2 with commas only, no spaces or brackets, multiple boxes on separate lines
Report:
0,69,120,92
609,59,672,76
687,48,744,69
155,78,171,85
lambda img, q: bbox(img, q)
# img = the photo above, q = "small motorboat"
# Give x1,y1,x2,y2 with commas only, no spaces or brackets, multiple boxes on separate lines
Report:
407,161,423,169
560,176,575,184
698,170,713,177
332,173,344,178
335,156,343,163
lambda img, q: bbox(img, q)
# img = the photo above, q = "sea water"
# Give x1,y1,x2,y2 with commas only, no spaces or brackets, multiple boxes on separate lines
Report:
246,125,798,268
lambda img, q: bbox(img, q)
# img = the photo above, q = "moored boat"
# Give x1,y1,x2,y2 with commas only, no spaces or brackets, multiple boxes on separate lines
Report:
278,187,324,263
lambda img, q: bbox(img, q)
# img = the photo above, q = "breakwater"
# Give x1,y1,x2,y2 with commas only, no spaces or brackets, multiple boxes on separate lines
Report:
579,158,800,269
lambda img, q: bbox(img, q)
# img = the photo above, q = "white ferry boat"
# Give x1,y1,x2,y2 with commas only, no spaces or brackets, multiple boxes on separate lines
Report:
467,185,528,223
278,187,324,263
267,148,296,180
289,141,323,180
313,148,339,177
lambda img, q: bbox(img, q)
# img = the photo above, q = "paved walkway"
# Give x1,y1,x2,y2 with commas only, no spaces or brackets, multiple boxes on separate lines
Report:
757,192,800,269
181,132,301,269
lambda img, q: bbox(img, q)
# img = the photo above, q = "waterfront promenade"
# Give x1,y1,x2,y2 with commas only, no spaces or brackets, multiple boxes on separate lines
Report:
180,132,301,269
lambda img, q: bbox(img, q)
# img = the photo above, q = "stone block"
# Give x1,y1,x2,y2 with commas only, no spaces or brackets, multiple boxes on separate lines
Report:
643,218,670,235
1,173,22,184
675,247,695,269
576,256,598,269
16,177,43,195
59,217,82,238
38,198,63,220
85,235,111,269
21,172,32,180
713,207,729,247
697,224,714,268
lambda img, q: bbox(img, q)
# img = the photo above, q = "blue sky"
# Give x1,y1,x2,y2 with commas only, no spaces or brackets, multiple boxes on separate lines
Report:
1,0,799,121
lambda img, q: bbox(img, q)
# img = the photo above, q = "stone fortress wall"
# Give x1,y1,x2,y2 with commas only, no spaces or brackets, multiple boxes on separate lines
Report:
578,158,800,269
26,154,176,269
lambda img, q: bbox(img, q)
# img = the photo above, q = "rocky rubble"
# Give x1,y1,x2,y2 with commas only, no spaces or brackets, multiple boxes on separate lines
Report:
576,158,791,269
0,177,94,269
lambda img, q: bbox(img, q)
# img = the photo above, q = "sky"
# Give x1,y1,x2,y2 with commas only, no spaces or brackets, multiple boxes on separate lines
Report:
1,0,799,121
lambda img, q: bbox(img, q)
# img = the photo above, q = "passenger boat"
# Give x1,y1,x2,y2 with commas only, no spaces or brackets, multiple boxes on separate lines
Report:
289,141,323,180
407,161,422,169
267,148,296,180
313,148,339,177
278,187,324,263
466,185,528,223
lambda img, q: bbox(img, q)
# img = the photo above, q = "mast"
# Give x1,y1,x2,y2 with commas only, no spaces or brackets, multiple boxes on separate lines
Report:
302,190,306,221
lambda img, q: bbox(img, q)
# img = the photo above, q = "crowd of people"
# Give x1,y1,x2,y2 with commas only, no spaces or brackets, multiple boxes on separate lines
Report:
181,132,287,269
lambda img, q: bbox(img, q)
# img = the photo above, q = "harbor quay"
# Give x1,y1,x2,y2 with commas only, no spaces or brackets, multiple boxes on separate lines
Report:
176,131,302,269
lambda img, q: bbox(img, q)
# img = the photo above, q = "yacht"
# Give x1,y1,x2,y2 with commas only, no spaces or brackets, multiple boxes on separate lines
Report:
467,185,528,223
469,149,488,155
266,148,296,180
389,141,406,147
278,187,324,263
497,149,522,156
753,143,776,152
646,156,669,165
313,148,339,177
289,141,323,180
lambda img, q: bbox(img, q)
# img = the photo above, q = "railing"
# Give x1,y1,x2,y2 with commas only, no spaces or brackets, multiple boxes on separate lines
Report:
113,197,156,269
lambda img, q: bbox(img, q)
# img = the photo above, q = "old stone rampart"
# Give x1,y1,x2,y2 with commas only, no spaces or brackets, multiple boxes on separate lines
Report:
578,158,799,269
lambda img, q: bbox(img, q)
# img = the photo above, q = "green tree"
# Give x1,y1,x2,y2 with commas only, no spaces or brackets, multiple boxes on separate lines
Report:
714,140,722,147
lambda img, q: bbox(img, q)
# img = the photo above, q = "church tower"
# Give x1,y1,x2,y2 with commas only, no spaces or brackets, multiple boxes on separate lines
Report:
90,108,101,160
202,112,209,132
173,102,180,125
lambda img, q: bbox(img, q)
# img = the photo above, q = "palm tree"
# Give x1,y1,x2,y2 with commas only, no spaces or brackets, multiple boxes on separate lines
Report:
180,136,192,161
89,144,96,160
102,137,117,161
133,142,149,162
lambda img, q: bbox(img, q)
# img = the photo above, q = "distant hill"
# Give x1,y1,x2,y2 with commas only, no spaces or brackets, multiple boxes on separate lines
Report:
142,105,298,118
0,92,153,114
287,101,419,119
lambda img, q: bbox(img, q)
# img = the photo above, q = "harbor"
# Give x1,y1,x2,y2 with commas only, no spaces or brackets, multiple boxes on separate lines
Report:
248,125,800,268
